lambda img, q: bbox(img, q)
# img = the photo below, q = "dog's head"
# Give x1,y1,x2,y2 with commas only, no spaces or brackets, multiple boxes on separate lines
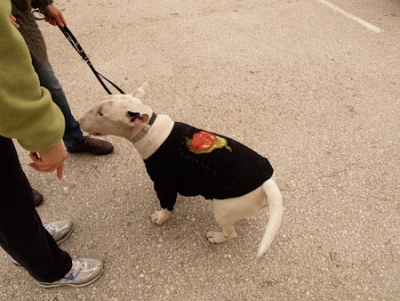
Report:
79,83,153,140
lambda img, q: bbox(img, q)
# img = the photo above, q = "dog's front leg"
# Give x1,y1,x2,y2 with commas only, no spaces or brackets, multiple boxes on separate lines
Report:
151,209,173,225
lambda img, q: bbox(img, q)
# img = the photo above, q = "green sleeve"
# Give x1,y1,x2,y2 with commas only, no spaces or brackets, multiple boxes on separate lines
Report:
0,0,65,152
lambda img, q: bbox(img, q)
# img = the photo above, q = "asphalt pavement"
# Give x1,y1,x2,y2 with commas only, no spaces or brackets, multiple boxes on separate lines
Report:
1,0,399,300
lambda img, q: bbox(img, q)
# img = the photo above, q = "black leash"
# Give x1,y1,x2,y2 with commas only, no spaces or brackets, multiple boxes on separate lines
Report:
58,26,125,95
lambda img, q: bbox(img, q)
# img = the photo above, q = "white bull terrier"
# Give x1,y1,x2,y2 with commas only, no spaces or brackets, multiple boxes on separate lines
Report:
79,83,283,258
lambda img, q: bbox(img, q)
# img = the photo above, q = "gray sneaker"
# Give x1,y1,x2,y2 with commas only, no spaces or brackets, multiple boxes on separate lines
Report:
44,220,74,245
36,258,104,288
11,220,73,266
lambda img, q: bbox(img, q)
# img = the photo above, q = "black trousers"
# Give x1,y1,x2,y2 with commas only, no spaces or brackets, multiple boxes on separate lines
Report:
0,136,71,282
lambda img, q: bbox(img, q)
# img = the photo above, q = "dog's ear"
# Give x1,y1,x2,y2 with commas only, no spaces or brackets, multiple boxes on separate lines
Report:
127,111,149,126
132,82,151,99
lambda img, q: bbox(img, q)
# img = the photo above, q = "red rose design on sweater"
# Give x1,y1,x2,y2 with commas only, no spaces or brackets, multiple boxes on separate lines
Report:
186,131,232,154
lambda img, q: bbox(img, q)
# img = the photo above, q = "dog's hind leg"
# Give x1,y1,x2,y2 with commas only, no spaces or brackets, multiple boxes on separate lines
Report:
207,220,238,244
207,187,265,244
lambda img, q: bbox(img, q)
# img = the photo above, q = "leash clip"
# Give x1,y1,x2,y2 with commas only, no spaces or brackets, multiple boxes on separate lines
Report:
31,8,45,20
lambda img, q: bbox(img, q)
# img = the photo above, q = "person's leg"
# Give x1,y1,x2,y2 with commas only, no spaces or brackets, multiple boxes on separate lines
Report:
31,57,83,148
31,57,114,155
0,136,72,282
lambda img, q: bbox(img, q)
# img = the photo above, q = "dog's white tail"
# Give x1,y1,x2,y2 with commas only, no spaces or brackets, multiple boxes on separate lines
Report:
257,179,283,258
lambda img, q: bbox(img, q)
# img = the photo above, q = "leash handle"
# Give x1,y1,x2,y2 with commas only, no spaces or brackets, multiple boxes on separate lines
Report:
58,26,125,95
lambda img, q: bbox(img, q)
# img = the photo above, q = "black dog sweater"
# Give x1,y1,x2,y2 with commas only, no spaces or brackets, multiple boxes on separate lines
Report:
144,122,274,211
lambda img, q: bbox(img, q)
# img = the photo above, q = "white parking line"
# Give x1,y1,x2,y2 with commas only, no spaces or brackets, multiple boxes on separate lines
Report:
316,0,382,33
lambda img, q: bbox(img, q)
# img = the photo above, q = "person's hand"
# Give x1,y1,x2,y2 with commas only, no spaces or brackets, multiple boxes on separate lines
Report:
44,4,67,27
9,14,19,28
29,140,67,179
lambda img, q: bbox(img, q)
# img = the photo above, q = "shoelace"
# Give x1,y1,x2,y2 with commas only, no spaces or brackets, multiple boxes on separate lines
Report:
43,224,58,236
64,260,83,280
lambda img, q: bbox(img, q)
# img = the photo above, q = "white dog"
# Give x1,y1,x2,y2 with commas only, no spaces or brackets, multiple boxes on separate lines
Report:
79,83,283,258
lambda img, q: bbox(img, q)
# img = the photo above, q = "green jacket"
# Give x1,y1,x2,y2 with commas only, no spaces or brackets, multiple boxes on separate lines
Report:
0,0,65,152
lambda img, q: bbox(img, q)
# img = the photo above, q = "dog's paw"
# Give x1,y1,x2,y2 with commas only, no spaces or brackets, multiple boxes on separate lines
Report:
206,231,237,244
151,209,172,226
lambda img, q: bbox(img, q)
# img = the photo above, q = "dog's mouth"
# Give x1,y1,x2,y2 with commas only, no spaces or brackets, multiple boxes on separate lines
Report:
127,111,140,122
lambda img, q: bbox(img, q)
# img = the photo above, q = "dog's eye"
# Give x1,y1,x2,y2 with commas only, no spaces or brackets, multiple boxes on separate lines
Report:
98,111,103,117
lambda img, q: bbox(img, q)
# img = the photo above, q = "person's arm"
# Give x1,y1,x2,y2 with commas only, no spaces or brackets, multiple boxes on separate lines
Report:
31,0,53,12
43,3,66,27
31,0,66,27
1,0,66,178
30,141,66,179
